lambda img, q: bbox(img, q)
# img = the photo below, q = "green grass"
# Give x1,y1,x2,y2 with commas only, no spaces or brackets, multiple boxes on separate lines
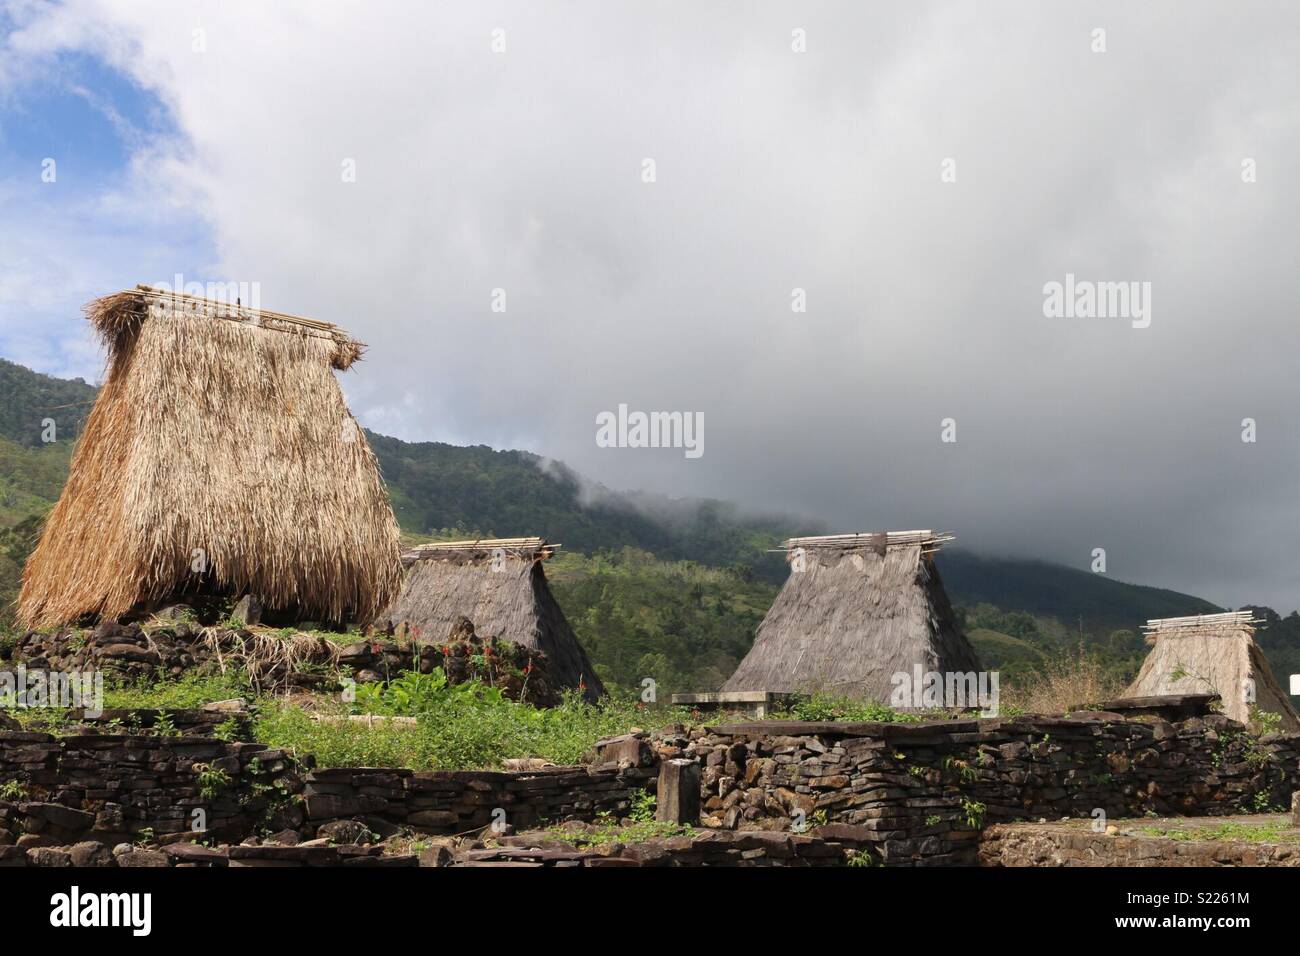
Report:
4,660,683,772
254,688,687,770
102,673,251,709
966,627,1048,666
3,672,254,734
1138,822,1300,843
545,815,692,848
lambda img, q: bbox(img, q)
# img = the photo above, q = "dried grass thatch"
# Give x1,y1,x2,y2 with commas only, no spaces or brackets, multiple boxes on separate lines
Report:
721,532,980,703
200,628,343,695
18,287,403,629
381,539,604,700
1125,611,1299,730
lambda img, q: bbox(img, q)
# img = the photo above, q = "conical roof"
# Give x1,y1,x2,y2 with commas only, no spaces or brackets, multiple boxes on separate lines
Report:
722,531,980,702
382,539,604,700
19,286,402,628
1125,611,1299,730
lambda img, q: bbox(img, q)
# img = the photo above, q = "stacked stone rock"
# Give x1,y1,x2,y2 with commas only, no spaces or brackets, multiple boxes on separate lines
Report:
9,618,562,704
0,727,656,856
3,710,1297,868
668,713,1300,866
301,763,657,833
0,731,301,847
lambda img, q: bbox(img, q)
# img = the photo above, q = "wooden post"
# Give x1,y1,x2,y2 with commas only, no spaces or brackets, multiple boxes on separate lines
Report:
656,758,700,825
1292,791,1300,828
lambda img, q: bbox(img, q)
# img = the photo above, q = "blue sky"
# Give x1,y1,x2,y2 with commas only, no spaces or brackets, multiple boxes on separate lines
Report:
0,2,1298,610
0,34,212,382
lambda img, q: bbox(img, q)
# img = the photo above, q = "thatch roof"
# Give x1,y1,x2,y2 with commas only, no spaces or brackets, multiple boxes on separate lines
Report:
18,287,403,628
1125,611,1299,730
382,538,604,700
721,531,980,702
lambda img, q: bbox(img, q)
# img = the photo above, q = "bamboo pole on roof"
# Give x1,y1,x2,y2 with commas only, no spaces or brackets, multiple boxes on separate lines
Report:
132,284,341,333
775,531,954,552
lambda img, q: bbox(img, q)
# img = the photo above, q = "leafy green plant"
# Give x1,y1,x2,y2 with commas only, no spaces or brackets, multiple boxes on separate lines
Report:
212,717,243,742
628,789,656,823
1250,706,1282,736
351,668,506,717
845,848,879,867
193,763,232,801
961,798,986,829
0,779,28,801
151,714,181,737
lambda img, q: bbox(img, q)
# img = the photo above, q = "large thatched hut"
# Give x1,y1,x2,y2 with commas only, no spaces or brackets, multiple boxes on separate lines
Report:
1125,611,1299,730
382,538,604,700
721,531,981,703
19,286,403,629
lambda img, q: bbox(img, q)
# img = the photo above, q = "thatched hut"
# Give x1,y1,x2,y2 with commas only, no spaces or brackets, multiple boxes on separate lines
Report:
382,538,604,700
1125,611,1299,730
721,531,981,703
19,286,403,629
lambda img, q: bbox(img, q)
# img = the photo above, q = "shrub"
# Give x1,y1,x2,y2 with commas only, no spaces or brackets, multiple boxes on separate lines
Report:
1001,643,1124,715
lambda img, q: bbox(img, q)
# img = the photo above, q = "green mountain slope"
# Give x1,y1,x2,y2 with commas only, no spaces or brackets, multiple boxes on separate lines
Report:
936,550,1222,637
0,358,97,449
367,432,806,579
1,356,1296,697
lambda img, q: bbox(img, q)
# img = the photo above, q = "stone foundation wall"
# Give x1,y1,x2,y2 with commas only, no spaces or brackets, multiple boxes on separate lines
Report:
5,712,1296,868
0,728,656,850
300,763,656,834
662,714,1300,866
0,731,299,846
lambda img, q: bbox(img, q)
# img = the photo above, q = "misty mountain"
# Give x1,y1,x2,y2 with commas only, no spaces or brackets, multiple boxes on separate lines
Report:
5,355,1292,691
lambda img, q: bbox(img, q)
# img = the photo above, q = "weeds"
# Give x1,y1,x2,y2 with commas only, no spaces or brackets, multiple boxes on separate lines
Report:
1001,643,1124,715
255,686,688,771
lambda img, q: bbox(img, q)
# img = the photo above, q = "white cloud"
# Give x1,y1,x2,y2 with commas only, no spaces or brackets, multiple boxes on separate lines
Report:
2,0,1299,608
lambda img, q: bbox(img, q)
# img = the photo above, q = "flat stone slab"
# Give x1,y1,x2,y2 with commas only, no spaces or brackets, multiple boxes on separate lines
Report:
706,720,980,738
983,814,1300,867
1076,694,1220,721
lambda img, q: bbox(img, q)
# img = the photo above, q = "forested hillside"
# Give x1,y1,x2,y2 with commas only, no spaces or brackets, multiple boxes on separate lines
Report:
1,357,1296,698
368,432,806,580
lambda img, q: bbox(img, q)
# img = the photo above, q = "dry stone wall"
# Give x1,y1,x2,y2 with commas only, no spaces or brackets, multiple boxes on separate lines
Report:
0,727,656,851
660,713,1300,865
3,710,1296,868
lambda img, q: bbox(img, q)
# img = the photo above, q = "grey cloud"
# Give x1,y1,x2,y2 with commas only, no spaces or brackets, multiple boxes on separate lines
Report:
7,0,1299,609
